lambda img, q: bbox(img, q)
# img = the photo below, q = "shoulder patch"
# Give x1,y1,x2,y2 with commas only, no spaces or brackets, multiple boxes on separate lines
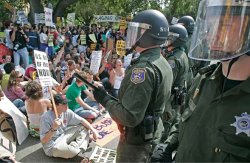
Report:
130,68,146,84
167,60,175,69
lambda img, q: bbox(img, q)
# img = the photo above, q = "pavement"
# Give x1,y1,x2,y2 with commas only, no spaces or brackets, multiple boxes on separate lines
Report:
15,113,120,162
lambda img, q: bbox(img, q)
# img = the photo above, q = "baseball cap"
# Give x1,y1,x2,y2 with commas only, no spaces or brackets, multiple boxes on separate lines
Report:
53,94,70,105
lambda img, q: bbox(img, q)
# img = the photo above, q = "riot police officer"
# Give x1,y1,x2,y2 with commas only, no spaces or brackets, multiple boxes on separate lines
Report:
93,10,173,162
153,0,250,162
178,15,209,77
160,24,190,141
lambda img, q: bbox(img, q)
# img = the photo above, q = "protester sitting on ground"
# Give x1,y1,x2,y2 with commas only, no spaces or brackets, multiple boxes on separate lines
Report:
4,71,26,114
40,93,98,159
66,71,100,122
25,81,52,137
0,62,15,91
108,58,125,98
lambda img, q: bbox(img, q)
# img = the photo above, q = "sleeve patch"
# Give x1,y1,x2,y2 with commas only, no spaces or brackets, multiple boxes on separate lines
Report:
130,68,146,84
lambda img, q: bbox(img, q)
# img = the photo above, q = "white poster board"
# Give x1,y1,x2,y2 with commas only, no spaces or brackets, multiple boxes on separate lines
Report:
90,51,102,75
123,53,133,68
34,50,53,87
0,97,28,145
89,146,116,163
44,7,53,26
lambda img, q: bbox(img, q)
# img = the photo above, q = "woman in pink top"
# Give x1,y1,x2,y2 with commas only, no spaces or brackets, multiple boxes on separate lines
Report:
4,71,27,114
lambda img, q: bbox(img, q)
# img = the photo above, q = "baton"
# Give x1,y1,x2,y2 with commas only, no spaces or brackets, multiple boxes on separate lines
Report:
74,72,118,101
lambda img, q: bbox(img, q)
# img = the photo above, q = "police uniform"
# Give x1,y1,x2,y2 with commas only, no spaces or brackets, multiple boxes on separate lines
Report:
105,48,173,162
176,64,250,162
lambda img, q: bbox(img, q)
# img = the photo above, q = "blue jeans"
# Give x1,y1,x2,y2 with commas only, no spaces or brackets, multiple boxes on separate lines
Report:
13,99,26,115
74,107,97,119
14,47,29,69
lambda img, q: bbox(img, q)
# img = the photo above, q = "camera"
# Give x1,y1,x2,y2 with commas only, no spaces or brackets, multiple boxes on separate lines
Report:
13,43,21,51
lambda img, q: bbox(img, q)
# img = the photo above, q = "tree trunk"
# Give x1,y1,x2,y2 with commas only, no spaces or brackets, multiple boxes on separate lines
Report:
28,0,44,24
53,0,78,22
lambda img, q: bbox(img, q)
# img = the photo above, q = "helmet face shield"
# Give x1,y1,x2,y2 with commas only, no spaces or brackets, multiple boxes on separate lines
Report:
125,22,151,49
189,0,250,61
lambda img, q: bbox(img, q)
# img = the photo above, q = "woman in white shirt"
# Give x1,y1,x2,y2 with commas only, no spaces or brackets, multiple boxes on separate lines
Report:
39,24,48,52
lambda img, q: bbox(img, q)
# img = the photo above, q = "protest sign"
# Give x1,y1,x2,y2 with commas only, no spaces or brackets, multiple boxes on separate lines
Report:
33,50,53,87
90,114,120,147
106,38,114,63
48,34,54,47
44,7,53,26
17,10,28,24
0,97,29,145
89,146,116,163
116,40,126,56
89,34,97,43
56,17,62,27
80,34,86,45
67,13,75,26
94,15,120,22
123,53,133,68
90,51,102,75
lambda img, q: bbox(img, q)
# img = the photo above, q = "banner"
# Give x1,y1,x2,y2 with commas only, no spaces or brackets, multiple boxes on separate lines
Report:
94,15,120,22
116,40,126,56
89,146,116,163
34,50,53,87
90,51,102,75
44,7,53,26
0,97,28,145
67,13,75,26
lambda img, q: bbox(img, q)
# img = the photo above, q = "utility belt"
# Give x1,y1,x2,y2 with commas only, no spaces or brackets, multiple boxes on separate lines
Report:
119,113,161,143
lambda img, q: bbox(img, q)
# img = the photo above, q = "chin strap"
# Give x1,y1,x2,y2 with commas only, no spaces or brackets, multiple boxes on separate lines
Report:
220,56,239,96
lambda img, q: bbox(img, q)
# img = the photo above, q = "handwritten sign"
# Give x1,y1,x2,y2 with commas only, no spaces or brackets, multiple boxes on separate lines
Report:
90,115,120,147
80,34,86,45
94,15,121,22
116,40,126,56
44,7,53,26
34,50,53,87
90,51,102,75
89,146,116,163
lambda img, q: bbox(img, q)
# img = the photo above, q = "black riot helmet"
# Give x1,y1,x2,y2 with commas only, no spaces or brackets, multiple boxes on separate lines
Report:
126,10,169,49
167,24,188,48
177,16,195,35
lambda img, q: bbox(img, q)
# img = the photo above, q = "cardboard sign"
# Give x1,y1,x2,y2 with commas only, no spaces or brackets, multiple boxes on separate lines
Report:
34,50,53,87
44,7,53,26
90,114,120,147
116,40,126,56
90,51,102,75
89,146,116,163
0,97,28,145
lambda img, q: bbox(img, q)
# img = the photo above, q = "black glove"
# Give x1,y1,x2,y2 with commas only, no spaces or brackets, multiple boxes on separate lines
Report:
93,87,111,107
150,143,173,162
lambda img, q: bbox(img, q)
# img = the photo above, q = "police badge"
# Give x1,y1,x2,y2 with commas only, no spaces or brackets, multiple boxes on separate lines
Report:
130,68,146,84
230,112,250,137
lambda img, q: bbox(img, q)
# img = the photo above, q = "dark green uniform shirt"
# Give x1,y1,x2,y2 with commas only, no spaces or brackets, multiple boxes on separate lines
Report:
105,48,173,144
176,64,250,162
